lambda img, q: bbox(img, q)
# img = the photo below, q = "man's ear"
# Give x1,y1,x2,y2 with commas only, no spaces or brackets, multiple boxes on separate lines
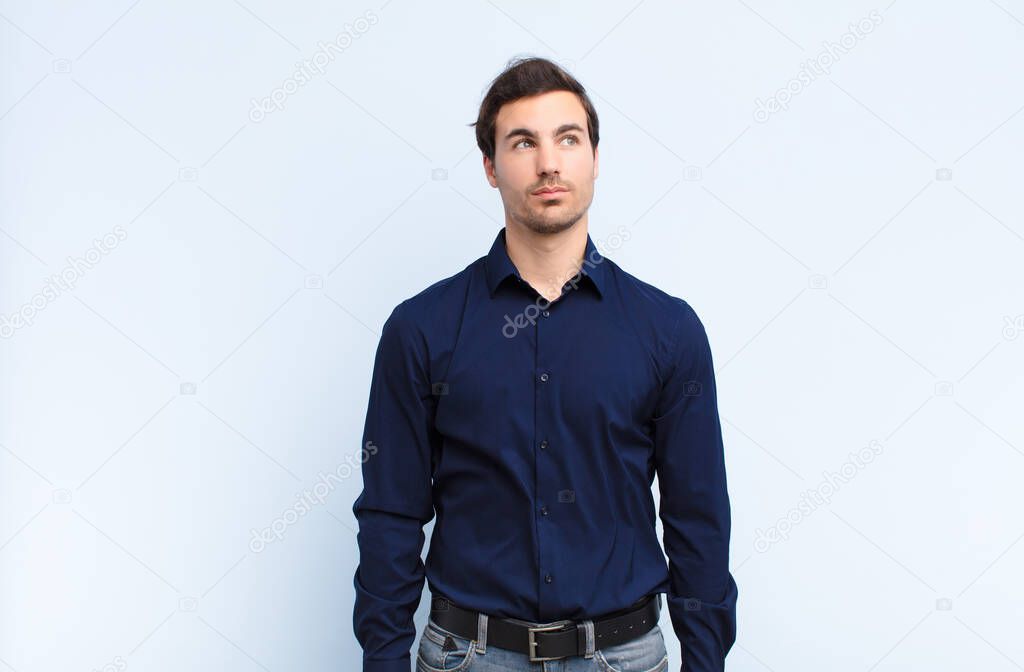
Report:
484,155,498,187
593,145,599,180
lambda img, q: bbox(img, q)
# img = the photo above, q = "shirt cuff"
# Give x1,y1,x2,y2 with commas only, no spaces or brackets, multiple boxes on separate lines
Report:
362,653,411,672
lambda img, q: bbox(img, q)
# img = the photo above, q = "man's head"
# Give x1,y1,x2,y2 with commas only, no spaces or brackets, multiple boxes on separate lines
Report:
471,57,600,236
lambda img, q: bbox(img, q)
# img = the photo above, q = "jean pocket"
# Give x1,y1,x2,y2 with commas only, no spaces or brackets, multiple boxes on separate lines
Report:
415,618,476,672
594,623,668,672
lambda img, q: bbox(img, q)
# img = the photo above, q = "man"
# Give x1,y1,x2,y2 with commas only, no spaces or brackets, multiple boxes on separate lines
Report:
352,56,737,671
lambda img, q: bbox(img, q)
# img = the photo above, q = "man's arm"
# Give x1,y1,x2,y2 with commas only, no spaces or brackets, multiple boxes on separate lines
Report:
352,302,437,672
652,300,738,672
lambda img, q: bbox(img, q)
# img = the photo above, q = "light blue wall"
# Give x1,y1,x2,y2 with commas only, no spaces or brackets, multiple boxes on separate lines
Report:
2,1,1023,670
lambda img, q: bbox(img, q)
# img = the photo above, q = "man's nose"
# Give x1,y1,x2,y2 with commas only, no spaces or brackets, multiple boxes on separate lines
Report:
536,141,560,176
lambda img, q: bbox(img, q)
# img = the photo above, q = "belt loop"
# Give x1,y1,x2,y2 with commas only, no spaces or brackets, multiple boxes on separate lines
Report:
581,619,595,659
475,612,488,655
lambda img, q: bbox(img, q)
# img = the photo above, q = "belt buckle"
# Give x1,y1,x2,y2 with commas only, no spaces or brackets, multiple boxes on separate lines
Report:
526,622,569,662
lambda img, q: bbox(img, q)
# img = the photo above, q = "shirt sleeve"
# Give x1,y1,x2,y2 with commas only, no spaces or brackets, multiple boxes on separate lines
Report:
351,302,438,672
652,300,738,672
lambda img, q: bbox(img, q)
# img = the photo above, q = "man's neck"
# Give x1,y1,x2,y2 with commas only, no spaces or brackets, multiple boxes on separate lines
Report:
503,220,589,303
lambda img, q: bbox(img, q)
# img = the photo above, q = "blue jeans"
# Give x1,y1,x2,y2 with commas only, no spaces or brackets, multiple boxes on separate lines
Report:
415,610,669,672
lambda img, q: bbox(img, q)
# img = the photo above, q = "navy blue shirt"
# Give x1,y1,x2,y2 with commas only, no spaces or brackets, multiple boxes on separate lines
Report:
352,227,737,672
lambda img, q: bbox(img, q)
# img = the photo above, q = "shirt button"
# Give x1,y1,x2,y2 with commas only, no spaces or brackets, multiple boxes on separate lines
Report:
539,372,549,382
540,506,548,516
544,574,553,584
539,440,548,450
542,310,550,317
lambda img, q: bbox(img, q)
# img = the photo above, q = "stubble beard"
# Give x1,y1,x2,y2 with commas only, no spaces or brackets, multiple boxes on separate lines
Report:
513,193,589,236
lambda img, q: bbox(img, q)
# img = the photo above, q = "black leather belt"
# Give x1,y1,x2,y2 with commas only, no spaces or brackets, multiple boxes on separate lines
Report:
428,593,661,662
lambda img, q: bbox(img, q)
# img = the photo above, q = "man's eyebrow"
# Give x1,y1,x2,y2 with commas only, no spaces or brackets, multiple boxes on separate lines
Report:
504,123,585,142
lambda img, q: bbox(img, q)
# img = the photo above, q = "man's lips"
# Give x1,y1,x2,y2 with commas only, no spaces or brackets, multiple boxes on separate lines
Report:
533,187,568,195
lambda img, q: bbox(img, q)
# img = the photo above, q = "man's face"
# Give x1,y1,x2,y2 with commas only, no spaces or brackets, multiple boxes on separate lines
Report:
484,90,599,235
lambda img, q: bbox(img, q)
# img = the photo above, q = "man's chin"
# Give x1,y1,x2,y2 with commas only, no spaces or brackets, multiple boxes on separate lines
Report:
522,217,581,235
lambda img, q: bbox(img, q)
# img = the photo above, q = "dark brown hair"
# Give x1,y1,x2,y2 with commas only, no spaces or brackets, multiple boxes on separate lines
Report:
470,56,600,163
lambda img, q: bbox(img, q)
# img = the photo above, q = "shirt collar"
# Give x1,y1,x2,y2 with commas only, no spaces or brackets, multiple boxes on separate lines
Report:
484,227,606,300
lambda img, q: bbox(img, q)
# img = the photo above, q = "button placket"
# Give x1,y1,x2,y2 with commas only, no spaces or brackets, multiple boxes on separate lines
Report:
535,295,556,609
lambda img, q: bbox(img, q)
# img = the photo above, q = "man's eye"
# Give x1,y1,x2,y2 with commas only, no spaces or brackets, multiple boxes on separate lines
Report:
514,136,579,149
